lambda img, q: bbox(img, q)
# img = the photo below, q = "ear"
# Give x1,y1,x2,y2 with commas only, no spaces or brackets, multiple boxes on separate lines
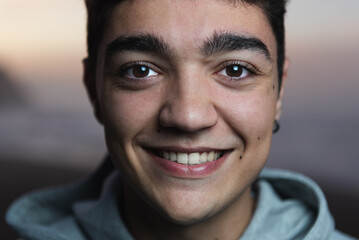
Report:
275,58,290,120
83,58,103,124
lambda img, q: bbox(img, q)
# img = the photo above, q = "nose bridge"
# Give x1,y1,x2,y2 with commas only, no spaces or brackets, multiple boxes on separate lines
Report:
159,71,218,132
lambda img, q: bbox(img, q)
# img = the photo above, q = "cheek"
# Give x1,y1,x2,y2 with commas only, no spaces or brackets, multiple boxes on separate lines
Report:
100,88,165,174
220,90,277,176
101,90,161,141
220,90,277,139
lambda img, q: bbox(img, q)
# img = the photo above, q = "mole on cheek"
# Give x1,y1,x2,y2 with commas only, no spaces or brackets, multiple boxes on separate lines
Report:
239,155,243,160
258,137,261,140
273,85,275,90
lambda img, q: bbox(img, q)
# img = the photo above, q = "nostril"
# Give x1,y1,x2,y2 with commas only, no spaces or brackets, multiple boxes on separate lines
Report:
158,99,218,132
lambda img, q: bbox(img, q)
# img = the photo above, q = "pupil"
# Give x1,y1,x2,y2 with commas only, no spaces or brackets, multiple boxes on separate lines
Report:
133,65,149,78
226,65,242,77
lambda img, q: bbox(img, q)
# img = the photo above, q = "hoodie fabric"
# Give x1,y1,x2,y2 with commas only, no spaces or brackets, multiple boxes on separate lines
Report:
6,157,356,240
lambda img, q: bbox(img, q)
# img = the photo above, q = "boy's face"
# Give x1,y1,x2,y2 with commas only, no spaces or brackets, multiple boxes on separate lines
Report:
91,0,283,224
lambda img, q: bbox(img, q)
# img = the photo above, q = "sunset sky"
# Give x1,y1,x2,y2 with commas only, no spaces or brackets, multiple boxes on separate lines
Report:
0,0,86,82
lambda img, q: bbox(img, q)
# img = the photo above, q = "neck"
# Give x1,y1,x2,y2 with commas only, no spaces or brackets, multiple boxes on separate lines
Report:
121,182,256,240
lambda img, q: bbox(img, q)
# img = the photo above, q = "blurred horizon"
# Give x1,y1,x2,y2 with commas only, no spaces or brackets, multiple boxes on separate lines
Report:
1,0,358,186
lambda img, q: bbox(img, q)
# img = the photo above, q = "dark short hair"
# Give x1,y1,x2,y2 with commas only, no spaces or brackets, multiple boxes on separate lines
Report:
85,0,287,88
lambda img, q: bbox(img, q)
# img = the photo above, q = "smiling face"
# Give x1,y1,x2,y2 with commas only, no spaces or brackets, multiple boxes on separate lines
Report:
87,0,286,229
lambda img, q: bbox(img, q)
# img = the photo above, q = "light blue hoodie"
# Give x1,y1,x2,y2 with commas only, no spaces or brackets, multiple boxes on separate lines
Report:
6,157,357,240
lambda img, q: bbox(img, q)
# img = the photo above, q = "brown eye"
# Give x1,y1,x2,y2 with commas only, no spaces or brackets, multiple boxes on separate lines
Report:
133,65,150,78
226,65,243,77
218,64,250,80
123,64,158,79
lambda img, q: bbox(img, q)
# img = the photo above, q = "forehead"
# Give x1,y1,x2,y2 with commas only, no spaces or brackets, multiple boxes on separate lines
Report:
102,0,276,58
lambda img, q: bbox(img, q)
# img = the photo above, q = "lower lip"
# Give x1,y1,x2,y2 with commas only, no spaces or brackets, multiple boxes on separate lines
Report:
148,151,229,179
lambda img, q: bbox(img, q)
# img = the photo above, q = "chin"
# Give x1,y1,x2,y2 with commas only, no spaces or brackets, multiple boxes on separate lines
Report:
152,196,217,226
160,208,213,226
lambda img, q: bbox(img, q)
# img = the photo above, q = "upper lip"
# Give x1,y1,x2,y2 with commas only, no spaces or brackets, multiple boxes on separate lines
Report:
144,146,231,153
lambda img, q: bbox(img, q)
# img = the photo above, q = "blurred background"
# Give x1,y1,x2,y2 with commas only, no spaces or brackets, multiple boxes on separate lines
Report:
1,0,358,238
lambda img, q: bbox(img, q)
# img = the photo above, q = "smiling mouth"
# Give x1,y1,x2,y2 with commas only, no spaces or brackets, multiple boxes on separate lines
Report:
152,150,225,165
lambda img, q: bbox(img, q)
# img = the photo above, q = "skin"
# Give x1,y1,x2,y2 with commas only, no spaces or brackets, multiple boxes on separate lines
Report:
84,0,289,239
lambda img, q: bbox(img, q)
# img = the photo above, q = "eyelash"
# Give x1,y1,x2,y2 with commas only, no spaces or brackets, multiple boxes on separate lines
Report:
114,60,260,84
117,61,159,78
216,61,260,81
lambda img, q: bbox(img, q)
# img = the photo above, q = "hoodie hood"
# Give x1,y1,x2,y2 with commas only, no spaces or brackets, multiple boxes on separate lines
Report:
6,157,355,240
242,169,333,240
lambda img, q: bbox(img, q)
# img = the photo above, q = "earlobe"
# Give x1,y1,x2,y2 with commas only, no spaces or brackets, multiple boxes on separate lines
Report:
83,58,103,124
275,57,290,120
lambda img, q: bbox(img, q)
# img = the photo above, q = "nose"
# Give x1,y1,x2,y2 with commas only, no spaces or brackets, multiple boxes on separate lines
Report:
159,76,218,132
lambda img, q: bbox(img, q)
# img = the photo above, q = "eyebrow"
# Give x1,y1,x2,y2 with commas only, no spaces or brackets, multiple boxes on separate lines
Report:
105,32,272,63
202,32,272,61
105,34,172,61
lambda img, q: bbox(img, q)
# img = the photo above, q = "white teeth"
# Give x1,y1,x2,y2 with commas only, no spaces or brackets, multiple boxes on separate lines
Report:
177,153,188,164
160,151,222,165
200,152,208,163
207,151,214,161
170,152,177,161
163,151,170,160
188,153,200,165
